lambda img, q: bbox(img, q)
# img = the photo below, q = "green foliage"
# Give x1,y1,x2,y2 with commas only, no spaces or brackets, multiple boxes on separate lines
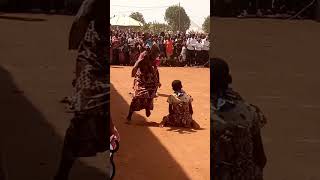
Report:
164,5,190,32
130,12,146,24
202,16,210,33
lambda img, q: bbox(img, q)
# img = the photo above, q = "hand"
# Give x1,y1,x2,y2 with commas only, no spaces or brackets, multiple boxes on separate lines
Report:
110,127,120,149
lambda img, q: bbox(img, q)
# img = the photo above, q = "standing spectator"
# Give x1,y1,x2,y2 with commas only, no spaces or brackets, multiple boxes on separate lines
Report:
128,34,136,48
165,37,174,60
112,34,120,65
179,43,187,66
238,0,263,17
186,34,197,66
158,32,166,61
202,36,210,66
195,39,203,65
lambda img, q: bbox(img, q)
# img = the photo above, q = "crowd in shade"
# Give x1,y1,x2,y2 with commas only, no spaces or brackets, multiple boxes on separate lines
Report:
110,29,210,67
213,0,318,19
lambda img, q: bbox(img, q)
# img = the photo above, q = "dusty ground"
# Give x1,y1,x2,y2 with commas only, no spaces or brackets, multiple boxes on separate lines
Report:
111,67,210,180
212,17,320,180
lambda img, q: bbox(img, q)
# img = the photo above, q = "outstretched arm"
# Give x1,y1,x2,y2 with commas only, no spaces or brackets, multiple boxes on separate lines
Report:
131,59,140,77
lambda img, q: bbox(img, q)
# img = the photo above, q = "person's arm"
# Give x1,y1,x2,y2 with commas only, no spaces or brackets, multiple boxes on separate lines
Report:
132,53,144,77
251,104,267,169
169,104,174,114
253,129,267,169
131,60,140,77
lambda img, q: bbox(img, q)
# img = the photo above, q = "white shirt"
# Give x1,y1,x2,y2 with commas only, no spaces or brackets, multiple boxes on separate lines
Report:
186,38,197,50
201,39,210,51
195,42,203,51
128,38,135,47
181,46,187,56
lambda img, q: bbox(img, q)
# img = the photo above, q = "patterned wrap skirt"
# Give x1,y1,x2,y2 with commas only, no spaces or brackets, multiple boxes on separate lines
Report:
64,21,109,158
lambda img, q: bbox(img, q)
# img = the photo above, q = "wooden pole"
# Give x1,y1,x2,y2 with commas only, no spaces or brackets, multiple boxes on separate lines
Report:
179,2,181,32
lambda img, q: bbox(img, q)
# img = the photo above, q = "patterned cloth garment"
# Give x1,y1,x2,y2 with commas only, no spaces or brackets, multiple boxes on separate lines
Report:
162,90,195,127
130,52,159,112
211,88,267,180
63,20,109,158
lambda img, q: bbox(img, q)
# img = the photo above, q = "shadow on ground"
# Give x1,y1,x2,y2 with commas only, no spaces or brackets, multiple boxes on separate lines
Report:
110,83,191,179
0,66,106,179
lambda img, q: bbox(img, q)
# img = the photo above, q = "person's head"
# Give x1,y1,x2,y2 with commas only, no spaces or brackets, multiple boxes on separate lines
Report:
172,80,183,92
210,58,232,94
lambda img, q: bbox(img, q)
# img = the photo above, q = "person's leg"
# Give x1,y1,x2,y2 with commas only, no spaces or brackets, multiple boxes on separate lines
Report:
125,52,130,66
194,51,198,65
54,140,76,180
186,49,190,66
145,98,153,117
0,151,7,180
200,50,205,65
159,116,169,127
127,104,134,121
192,50,196,66
204,50,209,65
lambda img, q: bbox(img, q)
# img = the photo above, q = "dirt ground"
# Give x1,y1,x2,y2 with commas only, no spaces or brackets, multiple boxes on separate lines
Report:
212,17,320,180
111,67,210,180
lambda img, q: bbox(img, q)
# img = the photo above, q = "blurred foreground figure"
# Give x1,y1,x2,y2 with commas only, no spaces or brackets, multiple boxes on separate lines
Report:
0,151,7,180
54,0,112,179
211,58,267,180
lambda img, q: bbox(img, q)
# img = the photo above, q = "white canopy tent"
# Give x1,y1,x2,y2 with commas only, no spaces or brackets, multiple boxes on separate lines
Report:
186,20,204,33
110,15,143,27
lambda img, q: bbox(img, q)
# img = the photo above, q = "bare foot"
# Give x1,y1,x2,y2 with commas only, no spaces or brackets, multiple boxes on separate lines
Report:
146,109,151,117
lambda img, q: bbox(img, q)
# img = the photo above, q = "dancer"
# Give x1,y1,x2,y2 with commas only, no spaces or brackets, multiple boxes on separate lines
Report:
54,0,112,179
127,44,161,121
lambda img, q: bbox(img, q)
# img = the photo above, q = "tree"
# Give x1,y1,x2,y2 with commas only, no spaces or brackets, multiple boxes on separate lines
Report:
202,16,210,33
149,22,172,34
130,12,146,25
164,5,190,32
